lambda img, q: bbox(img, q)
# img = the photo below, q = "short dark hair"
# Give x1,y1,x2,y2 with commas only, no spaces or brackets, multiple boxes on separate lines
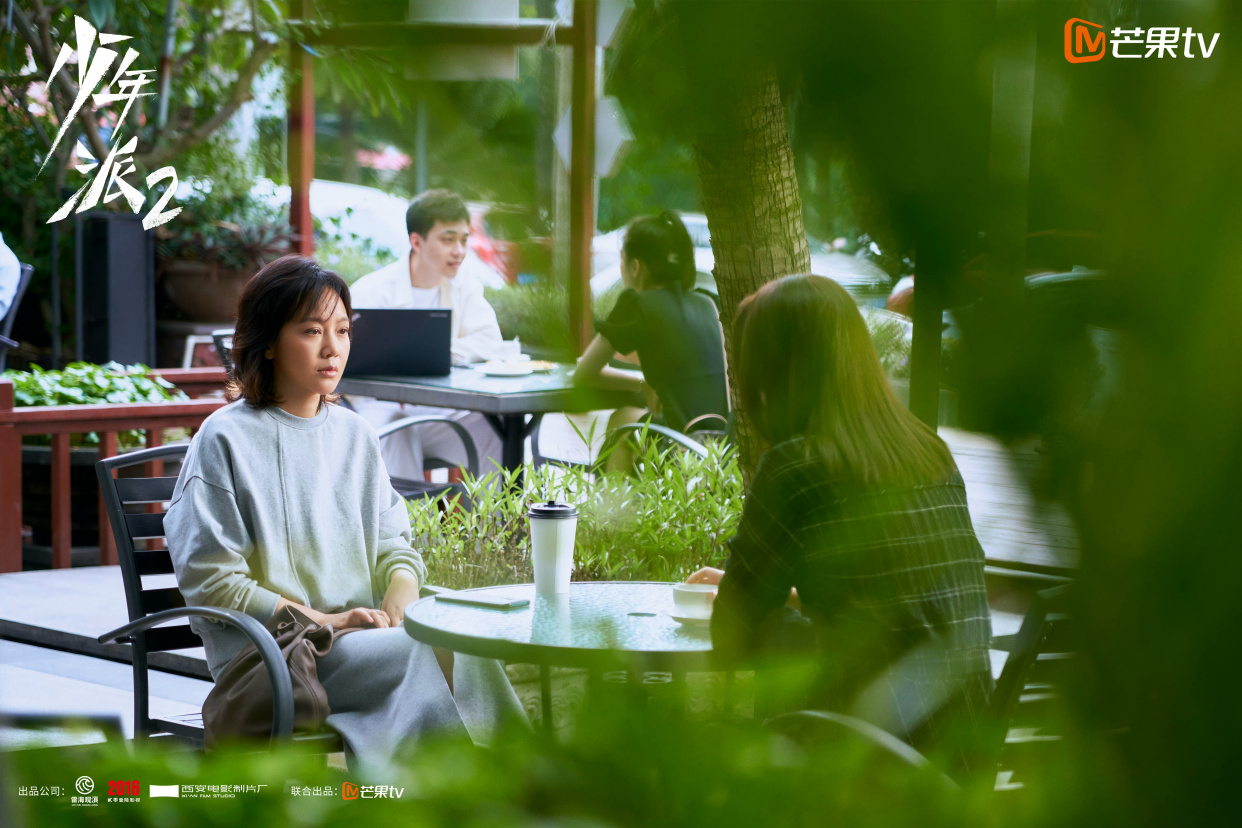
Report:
227,255,352,409
405,189,469,238
622,210,696,290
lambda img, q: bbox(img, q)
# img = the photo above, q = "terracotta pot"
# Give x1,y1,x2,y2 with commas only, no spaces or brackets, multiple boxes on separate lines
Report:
161,260,254,322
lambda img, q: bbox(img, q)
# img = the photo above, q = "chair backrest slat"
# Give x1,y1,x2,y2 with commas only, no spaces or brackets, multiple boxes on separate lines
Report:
96,443,190,625
143,625,202,653
125,512,166,540
115,477,179,504
212,328,234,374
132,549,175,576
140,587,186,615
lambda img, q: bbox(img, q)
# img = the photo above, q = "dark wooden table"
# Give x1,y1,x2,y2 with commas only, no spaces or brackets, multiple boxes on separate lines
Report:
338,365,643,475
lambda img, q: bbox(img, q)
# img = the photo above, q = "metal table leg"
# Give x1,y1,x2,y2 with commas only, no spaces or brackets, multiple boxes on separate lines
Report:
484,413,544,490
540,664,554,734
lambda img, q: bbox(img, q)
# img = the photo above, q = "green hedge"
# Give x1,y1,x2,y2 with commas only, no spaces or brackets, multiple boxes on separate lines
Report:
1,362,188,448
6,707,990,828
412,436,743,591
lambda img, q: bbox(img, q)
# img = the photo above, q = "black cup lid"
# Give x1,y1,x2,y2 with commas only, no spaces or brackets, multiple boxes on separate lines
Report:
528,500,578,519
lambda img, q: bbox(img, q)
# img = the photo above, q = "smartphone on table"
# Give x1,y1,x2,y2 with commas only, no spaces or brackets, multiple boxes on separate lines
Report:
434,591,529,611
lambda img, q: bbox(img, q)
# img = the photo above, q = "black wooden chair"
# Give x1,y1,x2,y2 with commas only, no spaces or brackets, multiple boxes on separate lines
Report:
681,412,732,445
94,443,446,751
377,413,479,506
95,443,308,748
762,582,1073,791
532,419,719,470
766,709,958,789
210,328,233,376
0,263,34,371
988,583,1073,792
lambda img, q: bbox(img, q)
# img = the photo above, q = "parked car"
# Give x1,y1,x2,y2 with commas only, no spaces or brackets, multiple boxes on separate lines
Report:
468,203,553,286
592,212,712,277
591,217,894,307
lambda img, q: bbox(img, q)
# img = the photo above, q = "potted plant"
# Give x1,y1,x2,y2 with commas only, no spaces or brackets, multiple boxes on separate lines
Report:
155,187,296,322
484,284,625,363
2,362,187,551
862,306,960,427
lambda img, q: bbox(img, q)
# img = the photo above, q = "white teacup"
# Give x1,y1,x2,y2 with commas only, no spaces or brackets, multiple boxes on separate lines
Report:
672,583,717,619
494,339,523,361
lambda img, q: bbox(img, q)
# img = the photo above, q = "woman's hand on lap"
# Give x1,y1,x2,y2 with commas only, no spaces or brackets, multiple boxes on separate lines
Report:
381,569,421,627
323,608,390,629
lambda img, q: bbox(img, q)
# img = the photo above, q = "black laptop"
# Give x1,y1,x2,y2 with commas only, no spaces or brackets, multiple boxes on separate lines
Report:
344,308,452,377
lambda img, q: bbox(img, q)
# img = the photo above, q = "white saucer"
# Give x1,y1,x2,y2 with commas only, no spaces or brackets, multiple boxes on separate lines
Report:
669,613,711,627
479,362,534,377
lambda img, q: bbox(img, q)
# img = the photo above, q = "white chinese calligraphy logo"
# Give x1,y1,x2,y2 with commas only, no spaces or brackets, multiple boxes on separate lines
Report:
41,16,182,230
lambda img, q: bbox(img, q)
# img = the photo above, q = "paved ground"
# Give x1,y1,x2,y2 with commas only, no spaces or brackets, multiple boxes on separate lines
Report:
0,413,1052,746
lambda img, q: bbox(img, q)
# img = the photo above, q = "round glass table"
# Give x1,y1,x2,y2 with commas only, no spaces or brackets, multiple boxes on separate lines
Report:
403,582,715,729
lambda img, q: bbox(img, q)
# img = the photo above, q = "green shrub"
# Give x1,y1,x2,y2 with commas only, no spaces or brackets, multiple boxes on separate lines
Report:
155,185,295,272
861,307,913,378
314,211,398,285
6,705,987,828
0,362,188,448
484,285,625,360
410,436,744,590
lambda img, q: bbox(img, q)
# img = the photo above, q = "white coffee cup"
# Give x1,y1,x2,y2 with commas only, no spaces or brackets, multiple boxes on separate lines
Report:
494,339,523,361
529,500,579,594
672,583,717,619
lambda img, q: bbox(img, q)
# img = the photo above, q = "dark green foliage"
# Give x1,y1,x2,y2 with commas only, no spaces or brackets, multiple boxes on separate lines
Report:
5,704,986,828
484,285,622,360
1,362,187,448
155,187,295,272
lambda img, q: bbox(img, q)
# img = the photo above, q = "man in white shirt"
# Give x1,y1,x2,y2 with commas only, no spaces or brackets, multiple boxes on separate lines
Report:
349,190,505,480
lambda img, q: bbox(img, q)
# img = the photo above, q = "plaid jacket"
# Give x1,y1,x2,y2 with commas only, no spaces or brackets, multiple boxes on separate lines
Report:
712,436,993,766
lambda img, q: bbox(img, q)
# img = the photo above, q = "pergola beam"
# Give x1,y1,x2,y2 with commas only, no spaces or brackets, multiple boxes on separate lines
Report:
567,0,596,354
285,9,595,352
288,0,314,257
288,19,576,49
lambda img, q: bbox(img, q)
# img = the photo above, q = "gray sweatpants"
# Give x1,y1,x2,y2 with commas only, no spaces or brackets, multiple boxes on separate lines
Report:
316,627,526,767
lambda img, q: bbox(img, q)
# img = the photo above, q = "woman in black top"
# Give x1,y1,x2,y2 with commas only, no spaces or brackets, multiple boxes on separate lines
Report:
573,212,729,459
688,274,993,778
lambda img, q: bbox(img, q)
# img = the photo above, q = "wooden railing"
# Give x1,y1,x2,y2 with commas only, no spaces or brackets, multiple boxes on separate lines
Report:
0,367,229,572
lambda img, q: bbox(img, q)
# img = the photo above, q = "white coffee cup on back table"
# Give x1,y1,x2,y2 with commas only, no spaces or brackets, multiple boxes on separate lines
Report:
494,339,523,361
529,500,579,594
672,583,717,619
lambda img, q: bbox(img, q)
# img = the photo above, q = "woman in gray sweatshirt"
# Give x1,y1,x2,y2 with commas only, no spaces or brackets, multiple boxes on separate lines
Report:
164,255,524,765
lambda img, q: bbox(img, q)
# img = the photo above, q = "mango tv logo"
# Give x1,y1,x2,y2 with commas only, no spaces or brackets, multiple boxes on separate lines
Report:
1065,18,1106,62
1065,19,1220,62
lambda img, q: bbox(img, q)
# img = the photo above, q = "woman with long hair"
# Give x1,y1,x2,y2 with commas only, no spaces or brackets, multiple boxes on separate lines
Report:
573,211,729,459
165,256,524,765
689,273,992,776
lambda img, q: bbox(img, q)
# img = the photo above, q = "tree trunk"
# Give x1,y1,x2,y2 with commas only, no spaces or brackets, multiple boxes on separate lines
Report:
692,65,811,479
